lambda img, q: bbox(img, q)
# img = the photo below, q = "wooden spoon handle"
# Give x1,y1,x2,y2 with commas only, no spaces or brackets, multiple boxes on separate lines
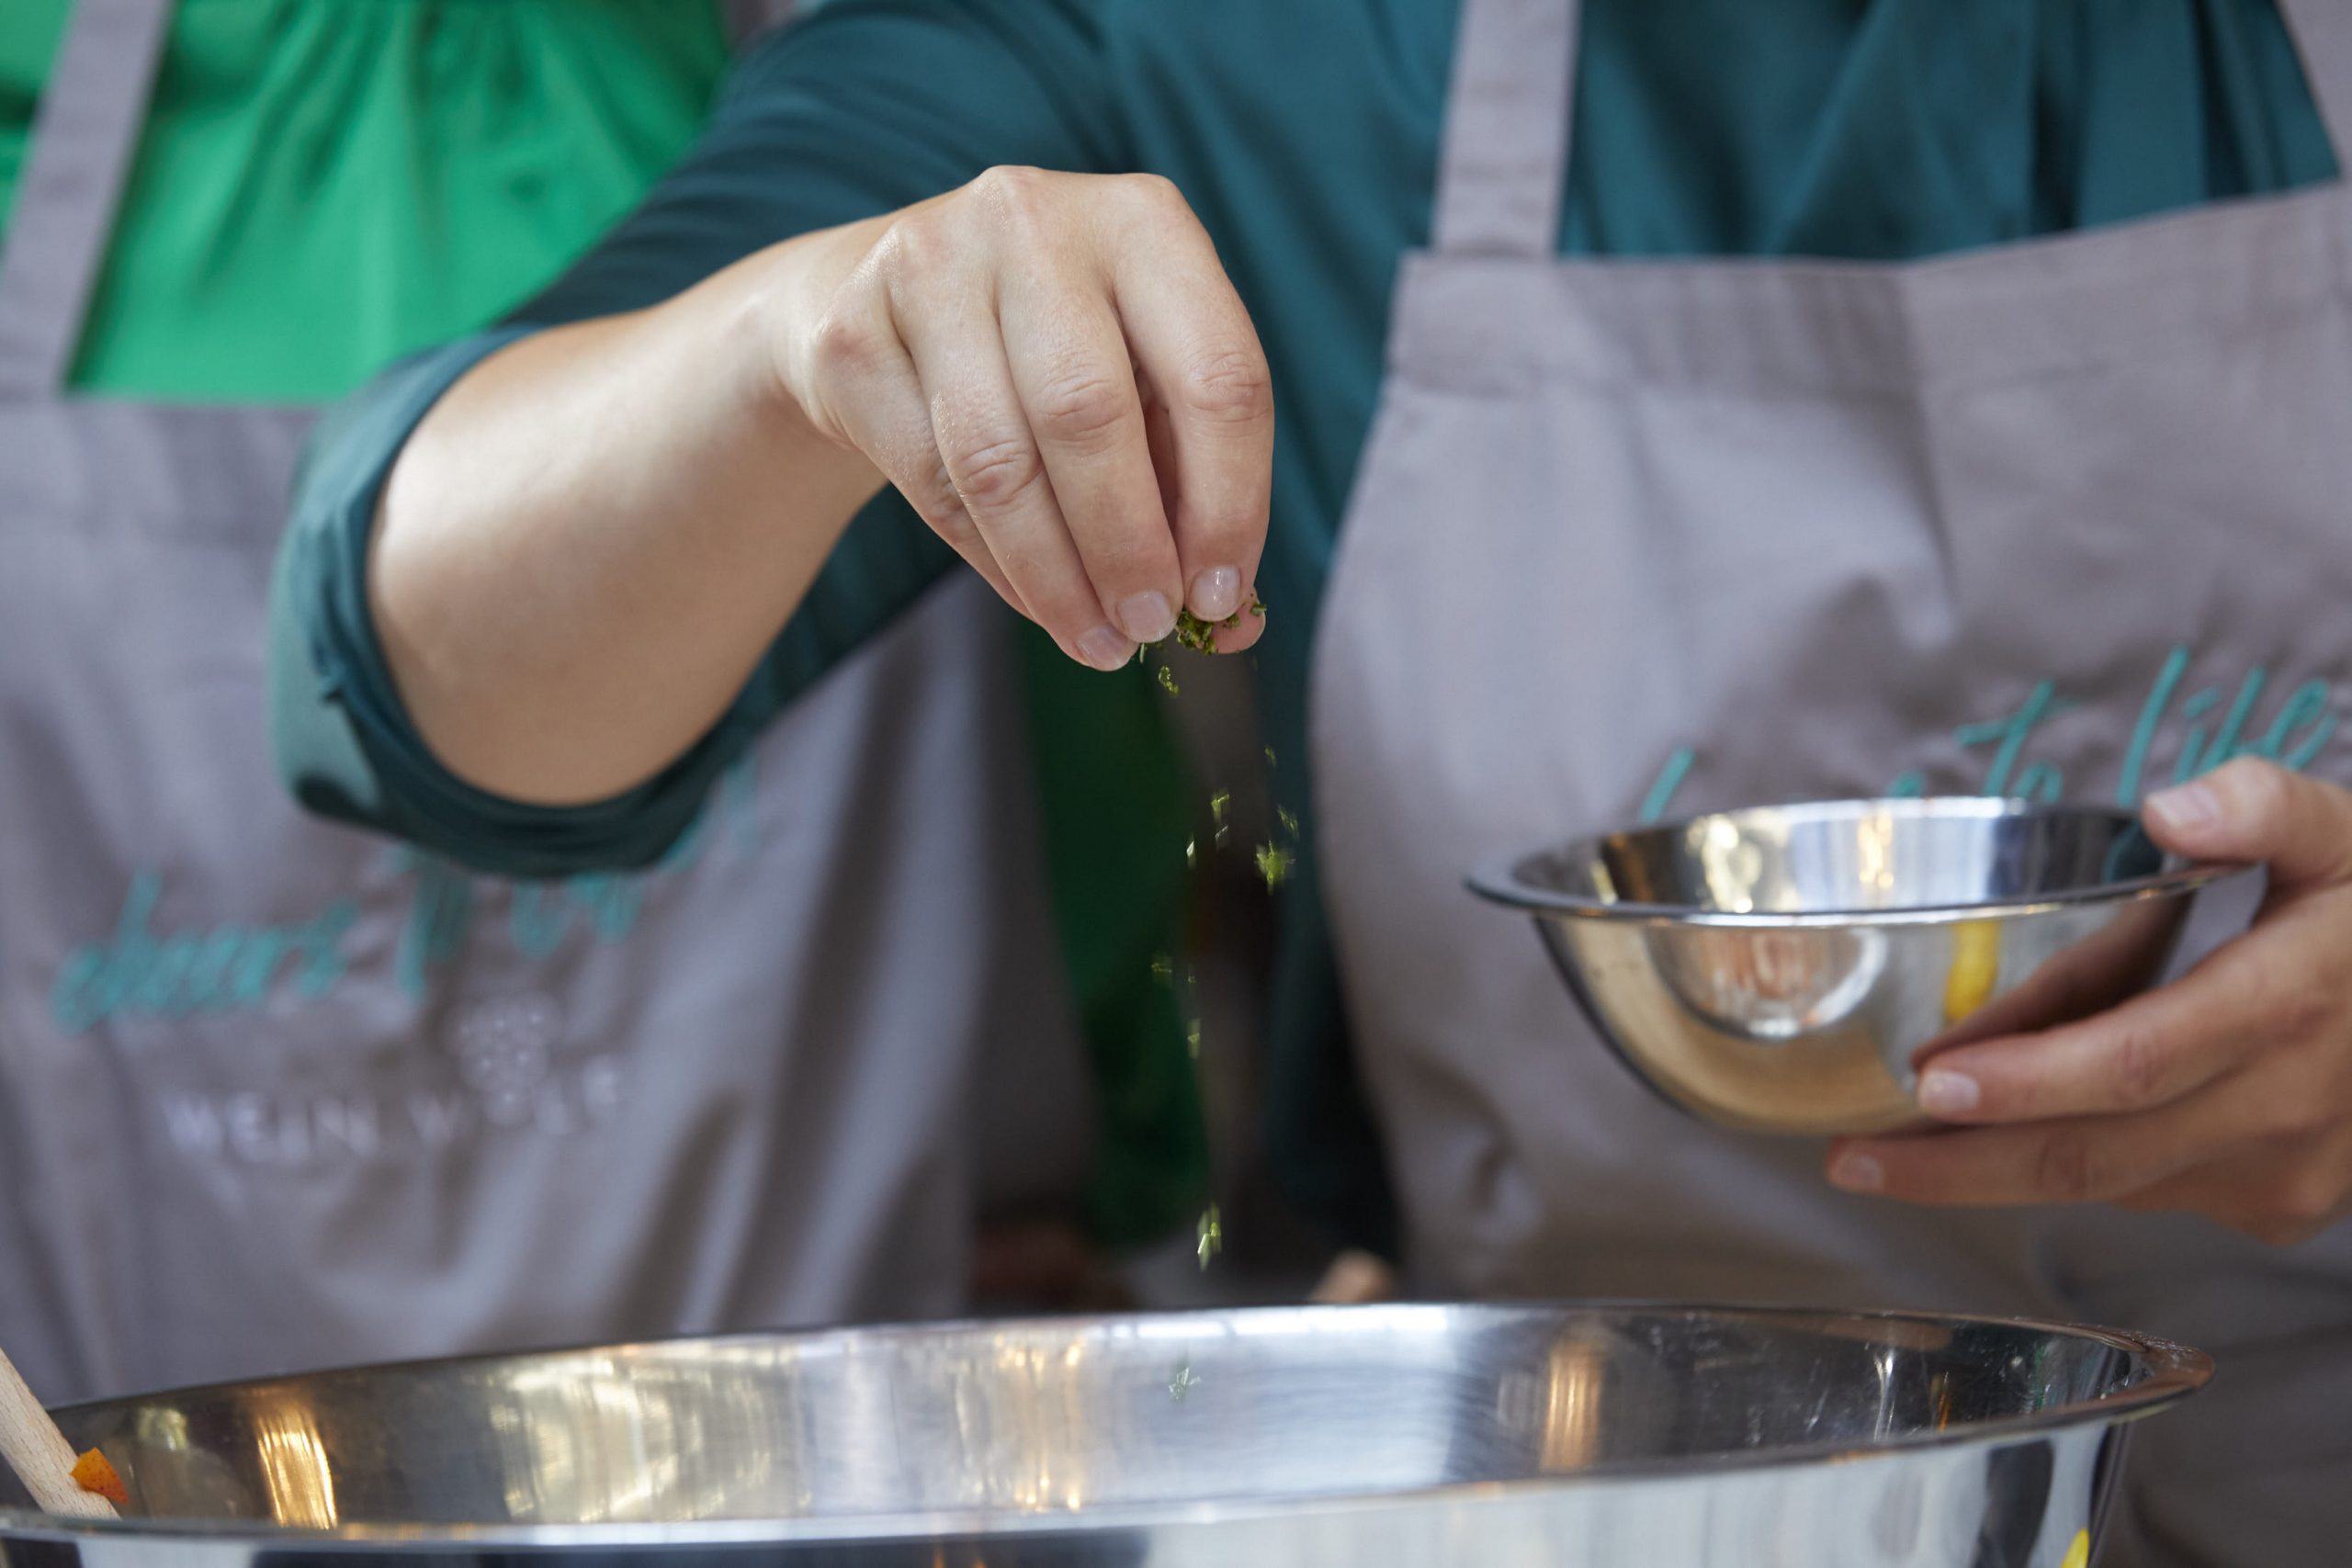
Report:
0,1347,114,1518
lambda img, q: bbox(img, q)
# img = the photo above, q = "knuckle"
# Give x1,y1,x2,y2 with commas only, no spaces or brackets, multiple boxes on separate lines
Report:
910,467,978,544
1117,171,1188,213
808,309,882,380
2239,1212,2313,1247
2108,1022,2172,1110
2032,1135,2099,1204
1181,346,1274,426
972,164,1055,228
876,213,947,283
2276,978,2338,1044
2265,1087,2333,1141
2275,1167,2346,1227
2244,1202,2327,1247
1030,367,1135,451
942,433,1045,512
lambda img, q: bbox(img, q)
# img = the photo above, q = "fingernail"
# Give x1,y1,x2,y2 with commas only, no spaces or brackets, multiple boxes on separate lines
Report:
1828,1153,1884,1193
1117,590,1176,644
2145,780,2221,833
1077,625,1135,671
1917,1069,1981,1117
1191,566,1241,621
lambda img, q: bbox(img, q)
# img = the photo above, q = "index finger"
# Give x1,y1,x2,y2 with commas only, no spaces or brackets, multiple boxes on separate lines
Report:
997,269,1184,647
1825,1107,2210,1209
1915,931,2290,1123
1102,177,1273,640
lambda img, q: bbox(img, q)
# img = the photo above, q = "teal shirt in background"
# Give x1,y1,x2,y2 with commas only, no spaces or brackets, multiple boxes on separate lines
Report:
272,0,2339,1253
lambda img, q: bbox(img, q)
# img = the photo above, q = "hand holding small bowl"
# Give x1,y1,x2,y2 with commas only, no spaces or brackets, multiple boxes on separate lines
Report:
1478,760,2352,1242
1823,761,2352,1245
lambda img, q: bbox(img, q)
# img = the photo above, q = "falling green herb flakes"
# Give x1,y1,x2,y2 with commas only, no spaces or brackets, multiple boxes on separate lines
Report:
1195,1204,1224,1269
1254,842,1294,890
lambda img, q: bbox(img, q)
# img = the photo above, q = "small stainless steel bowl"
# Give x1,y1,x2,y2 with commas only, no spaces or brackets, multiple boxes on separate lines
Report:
1471,798,2252,1135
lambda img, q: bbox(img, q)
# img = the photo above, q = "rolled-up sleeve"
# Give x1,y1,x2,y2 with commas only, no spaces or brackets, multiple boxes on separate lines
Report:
267,0,1120,876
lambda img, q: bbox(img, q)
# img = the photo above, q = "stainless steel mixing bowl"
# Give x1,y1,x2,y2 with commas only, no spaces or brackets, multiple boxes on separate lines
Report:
1471,798,2251,1135
0,1303,2207,1566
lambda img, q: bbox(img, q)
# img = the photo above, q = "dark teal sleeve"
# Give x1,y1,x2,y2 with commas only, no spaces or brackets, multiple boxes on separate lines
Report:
268,0,1122,876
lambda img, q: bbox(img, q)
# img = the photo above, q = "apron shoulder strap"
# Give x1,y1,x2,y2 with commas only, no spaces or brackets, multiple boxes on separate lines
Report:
2275,0,2352,168
724,0,798,49
1430,0,1581,258
0,0,174,399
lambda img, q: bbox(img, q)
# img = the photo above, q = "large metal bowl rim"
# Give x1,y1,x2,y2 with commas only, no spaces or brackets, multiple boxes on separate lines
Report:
1470,797,2255,927
2,1302,2212,1547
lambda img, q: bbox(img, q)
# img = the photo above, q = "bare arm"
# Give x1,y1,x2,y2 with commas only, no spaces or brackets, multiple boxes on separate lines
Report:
369,170,1272,806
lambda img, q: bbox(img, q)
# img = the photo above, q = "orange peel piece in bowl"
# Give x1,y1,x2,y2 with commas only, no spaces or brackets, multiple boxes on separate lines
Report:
70,1447,126,1508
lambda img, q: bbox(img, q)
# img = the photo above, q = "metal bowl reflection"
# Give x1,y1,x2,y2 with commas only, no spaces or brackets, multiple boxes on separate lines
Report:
0,1304,2206,1565
1471,798,2251,1134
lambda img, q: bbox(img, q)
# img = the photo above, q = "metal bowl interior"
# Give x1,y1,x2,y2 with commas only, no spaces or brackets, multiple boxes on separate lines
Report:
1470,797,2237,927
4,1305,2207,1542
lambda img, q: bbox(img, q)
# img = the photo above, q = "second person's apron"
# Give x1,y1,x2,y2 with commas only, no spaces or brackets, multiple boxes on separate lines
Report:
1313,0,2352,1561
0,0,1087,1404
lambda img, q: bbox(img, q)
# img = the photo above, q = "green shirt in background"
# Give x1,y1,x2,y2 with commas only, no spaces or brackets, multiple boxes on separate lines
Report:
0,0,729,399
0,0,1206,1249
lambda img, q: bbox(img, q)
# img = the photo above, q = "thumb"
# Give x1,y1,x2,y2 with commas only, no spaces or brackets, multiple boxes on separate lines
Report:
2142,757,2352,897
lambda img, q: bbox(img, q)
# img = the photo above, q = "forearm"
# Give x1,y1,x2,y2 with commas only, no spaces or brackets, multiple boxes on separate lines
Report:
365,155,1273,812
368,222,885,806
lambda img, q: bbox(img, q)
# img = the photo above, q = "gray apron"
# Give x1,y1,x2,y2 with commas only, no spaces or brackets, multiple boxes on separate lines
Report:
1313,0,2352,1561
0,0,1087,1405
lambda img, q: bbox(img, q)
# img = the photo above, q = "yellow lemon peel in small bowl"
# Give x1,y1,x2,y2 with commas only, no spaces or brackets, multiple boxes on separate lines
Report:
1942,919,2002,1023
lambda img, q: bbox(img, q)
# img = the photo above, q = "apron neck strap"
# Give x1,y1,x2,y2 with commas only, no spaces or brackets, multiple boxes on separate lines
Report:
0,0,173,399
2277,0,2352,165
1431,0,2352,262
1430,0,1581,258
